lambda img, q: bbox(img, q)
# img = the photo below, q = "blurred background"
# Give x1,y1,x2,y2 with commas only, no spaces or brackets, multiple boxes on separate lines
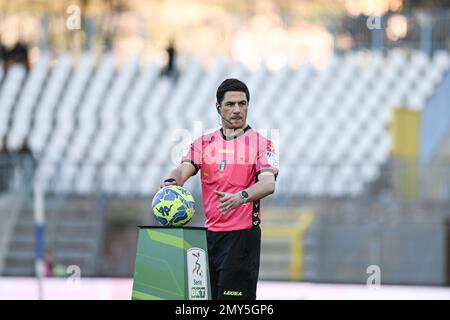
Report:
1,0,450,299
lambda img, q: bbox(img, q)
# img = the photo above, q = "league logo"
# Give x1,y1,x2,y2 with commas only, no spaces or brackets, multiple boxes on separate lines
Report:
187,248,208,300
266,151,279,168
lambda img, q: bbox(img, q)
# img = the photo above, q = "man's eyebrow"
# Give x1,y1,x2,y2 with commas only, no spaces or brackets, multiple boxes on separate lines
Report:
224,100,247,104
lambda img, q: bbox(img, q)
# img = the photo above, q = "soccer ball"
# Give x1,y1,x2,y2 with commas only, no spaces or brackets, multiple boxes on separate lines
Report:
152,186,195,226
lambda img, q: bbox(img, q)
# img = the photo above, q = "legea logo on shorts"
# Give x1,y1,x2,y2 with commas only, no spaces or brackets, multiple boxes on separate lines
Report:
187,247,208,300
223,290,242,296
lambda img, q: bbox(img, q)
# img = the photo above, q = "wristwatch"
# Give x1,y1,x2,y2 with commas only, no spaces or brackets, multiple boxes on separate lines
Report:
239,190,249,204
163,178,177,184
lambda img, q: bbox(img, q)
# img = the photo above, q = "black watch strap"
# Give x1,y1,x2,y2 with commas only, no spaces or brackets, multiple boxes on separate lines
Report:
240,190,249,203
163,178,177,184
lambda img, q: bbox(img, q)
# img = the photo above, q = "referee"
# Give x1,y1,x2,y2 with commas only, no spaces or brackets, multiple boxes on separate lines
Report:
160,78,279,300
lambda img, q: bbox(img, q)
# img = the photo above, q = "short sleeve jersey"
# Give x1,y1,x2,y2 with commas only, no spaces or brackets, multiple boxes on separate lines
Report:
181,125,279,232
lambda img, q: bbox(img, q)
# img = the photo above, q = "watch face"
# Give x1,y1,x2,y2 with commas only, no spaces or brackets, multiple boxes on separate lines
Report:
241,191,249,198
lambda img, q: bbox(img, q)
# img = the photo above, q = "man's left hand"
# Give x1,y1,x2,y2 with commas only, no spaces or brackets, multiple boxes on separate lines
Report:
215,191,245,214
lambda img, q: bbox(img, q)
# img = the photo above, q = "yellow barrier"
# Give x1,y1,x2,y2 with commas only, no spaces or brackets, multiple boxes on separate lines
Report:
262,210,316,280
390,108,420,158
390,107,421,199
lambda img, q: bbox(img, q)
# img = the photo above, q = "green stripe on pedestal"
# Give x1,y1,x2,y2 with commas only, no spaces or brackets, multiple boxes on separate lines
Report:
147,229,193,250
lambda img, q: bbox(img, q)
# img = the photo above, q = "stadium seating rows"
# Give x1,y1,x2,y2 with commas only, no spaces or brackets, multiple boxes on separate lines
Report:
0,50,449,197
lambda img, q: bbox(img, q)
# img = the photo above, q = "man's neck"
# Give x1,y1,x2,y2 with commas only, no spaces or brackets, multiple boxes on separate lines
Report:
222,124,247,137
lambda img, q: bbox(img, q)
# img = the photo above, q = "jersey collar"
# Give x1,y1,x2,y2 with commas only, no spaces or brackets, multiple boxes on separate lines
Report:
220,125,251,141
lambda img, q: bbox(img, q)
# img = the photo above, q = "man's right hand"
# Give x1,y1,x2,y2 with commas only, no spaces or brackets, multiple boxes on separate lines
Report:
159,178,178,189
160,163,196,189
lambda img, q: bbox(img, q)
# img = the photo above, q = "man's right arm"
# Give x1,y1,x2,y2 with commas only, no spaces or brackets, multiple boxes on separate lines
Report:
159,162,197,188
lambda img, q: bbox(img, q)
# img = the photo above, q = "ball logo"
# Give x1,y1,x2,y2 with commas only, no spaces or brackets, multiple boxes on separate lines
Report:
187,248,208,300
157,204,173,216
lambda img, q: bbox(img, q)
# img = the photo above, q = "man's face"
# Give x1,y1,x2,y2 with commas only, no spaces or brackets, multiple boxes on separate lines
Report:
218,91,248,129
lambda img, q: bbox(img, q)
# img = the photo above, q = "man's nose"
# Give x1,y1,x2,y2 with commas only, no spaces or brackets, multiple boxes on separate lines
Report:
232,104,241,113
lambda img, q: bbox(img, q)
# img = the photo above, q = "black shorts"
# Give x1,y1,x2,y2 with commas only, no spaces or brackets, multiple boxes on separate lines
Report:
207,226,261,300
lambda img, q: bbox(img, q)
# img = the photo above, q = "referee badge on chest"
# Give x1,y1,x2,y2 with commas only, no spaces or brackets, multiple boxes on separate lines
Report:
219,159,227,171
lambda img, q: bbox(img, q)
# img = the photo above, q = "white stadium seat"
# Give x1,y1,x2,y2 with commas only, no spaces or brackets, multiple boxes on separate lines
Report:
3,50,449,196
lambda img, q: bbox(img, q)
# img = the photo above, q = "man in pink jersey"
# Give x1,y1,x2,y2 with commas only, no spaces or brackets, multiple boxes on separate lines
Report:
160,78,279,300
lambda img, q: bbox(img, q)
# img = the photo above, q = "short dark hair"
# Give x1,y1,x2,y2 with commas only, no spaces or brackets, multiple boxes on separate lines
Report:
216,78,250,104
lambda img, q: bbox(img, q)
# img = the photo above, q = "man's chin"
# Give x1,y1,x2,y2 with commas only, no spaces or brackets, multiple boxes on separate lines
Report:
223,119,245,130
231,119,244,127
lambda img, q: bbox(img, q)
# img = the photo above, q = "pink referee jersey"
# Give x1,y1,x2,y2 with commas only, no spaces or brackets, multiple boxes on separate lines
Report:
181,125,279,232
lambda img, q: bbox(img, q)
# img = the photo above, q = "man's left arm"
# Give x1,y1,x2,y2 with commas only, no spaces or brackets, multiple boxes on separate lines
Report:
215,172,275,214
